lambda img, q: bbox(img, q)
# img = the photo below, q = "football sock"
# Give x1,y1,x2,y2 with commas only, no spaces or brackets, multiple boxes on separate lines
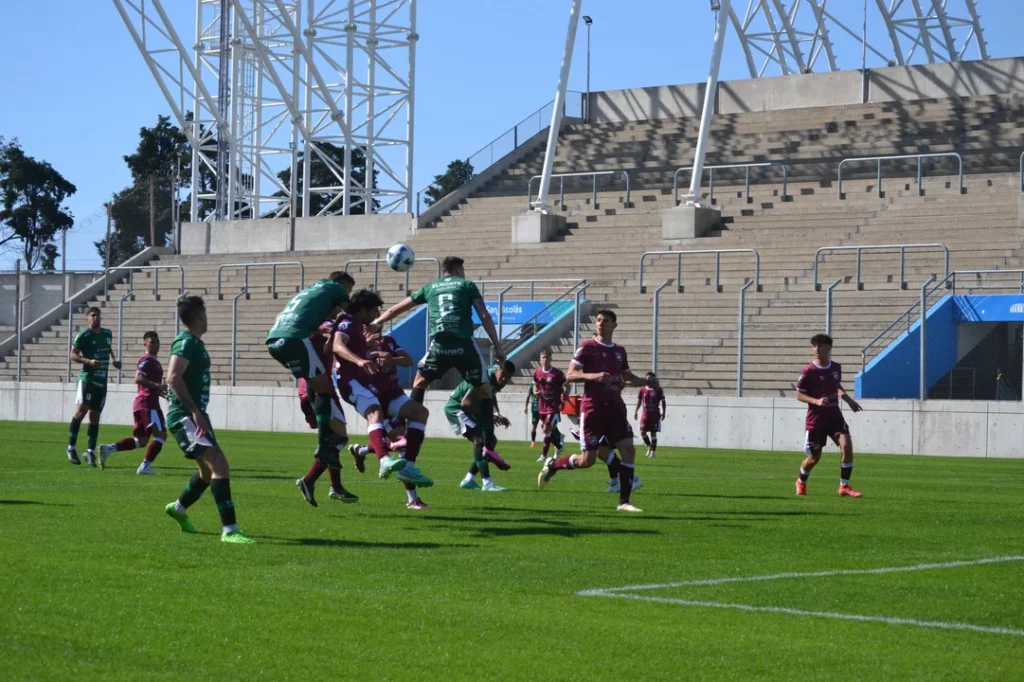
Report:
840,463,853,486
177,472,209,509
606,452,621,479
404,423,426,463
368,423,388,460
305,459,328,483
68,417,82,449
144,438,164,462
356,445,371,457
483,477,495,487
553,455,575,470
553,430,564,450
115,437,139,451
530,425,537,443
405,486,419,503
410,387,425,404
475,439,491,480
650,436,657,452
619,462,636,504
477,398,495,442
210,478,237,529
328,467,342,490
313,393,336,453
799,467,810,483
641,433,651,447
463,471,476,482
86,423,100,451
542,434,551,456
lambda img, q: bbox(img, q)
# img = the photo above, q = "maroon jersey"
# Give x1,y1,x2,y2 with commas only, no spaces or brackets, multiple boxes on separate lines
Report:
371,334,405,394
571,339,629,414
133,353,163,411
795,361,845,430
332,313,370,383
638,386,665,421
533,367,566,415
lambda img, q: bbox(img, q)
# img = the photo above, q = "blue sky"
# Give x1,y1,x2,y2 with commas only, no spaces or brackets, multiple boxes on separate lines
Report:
0,0,1019,269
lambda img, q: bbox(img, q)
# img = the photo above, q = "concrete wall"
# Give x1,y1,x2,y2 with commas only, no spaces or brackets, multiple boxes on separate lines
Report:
719,69,863,115
181,214,415,255
868,56,1024,103
3,381,1020,459
588,83,705,124
0,272,102,326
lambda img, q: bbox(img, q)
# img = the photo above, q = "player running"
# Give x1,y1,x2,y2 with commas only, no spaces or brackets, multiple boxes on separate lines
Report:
98,331,167,474
524,383,541,451
266,272,354,472
538,309,647,512
449,361,515,492
564,392,641,495
635,372,666,458
163,296,254,543
372,256,505,456
533,349,568,463
333,289,433,510
67,307,121,467
795,333,864,498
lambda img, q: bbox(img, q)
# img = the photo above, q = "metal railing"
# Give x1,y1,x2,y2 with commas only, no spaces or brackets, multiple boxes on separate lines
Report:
918,275,936,400
116,287,133,383
824,278,842,336
16,292,31,382
231,288,246,387
812,243,949,291
104,265,185,301
1019,150,1024,192
479,278,583,301
837,152,963,199
737,281,755,397
639,249,761,294
344,257,440,293
65,301,74,383
216,262,305,300
489,285,514,366
673,161,789,206
527,170,630,210
650,281,671,373
415,92,583,216
492,280,588,362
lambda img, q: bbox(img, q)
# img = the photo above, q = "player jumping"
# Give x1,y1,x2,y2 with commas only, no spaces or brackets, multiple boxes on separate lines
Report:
448,361,515,492
538,310,647,512
795,333,864,498
163,296,254,543
635,372,666,458
533,349,568,463
98,331,167,474
67,307,121,467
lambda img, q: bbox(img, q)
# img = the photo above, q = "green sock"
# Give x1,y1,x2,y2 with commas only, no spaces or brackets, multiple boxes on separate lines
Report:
314,393,335,452
68,417,82,449
473,440,490,479
86,423,100,451
477,398,495,444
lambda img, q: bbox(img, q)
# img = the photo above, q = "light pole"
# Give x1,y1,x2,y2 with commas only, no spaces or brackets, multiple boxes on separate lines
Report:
583,15,592,122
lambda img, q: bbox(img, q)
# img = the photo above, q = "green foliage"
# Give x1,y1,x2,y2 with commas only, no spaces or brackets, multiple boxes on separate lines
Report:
274,142,379,217
423,158,474,207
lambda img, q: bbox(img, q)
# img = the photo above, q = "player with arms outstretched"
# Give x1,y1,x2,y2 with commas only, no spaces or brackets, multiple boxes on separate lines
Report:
372,256,505,455
67,307,121,467
448,361,515,492
533,349,568,462
266,272,354,472
795,333,863,498
635,372,666,459
163,296,254,543
538,310,647,512
98,331,167,474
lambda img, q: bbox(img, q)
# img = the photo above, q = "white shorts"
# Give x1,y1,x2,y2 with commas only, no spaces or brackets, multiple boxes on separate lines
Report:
342,378,381,417
386,393,411,420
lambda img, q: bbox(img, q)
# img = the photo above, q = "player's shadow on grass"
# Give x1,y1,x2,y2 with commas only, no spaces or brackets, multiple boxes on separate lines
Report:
259,535,480,550
667,492,793,501
0,499,73,507
417,515,573,526
471,526,661,539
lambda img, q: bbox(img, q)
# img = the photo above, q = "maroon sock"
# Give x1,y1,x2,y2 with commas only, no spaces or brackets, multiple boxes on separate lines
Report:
403,482,416,491
305,459,327,483
328,467,342,490
403,425,425,463
606,453,621,478
115,437,138,452
553,455,575,470
368,426,388,460
144,439,164,462
619,463,635,504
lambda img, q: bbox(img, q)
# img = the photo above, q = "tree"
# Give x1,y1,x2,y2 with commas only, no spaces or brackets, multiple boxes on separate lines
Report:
0,141,77,270
274,142,378,217
423,158,473,207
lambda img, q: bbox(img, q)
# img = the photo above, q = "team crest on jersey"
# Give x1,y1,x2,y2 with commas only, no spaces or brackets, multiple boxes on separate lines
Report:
832,371,839,380
615,352,623,362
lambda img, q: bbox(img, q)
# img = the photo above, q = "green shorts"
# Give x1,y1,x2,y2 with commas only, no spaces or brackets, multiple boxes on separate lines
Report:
531,408,540,424
417,336,488,386
266,336,328,381
75,379,107,411
168,413,220,460
445,407,478,439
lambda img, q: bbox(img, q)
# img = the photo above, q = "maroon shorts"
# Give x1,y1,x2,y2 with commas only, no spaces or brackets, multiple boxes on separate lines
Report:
804,420,850,454
580,403,633,451
540,411,561,430
133,406,166,440
640,416,662,433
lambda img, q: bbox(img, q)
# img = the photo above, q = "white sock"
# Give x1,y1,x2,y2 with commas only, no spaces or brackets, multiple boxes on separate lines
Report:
174,500,186,515
223,524,238,534
406,489,419,503
483,477,494,487
463,473,475,483
357,445,371,456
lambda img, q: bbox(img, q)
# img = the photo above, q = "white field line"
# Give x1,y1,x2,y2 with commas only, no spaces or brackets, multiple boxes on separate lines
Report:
579,556,1024,638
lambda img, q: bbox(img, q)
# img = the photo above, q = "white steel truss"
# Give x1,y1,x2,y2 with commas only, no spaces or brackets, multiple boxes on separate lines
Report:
724,0,989,78
114,0,416,220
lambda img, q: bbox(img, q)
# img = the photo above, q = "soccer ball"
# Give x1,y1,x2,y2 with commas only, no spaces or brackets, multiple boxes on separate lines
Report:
386,243,416,272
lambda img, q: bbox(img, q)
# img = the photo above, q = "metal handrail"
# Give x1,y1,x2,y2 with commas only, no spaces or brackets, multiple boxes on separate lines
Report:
651,281,671,373
344,257,441,293
813,243,949,291
231,289,246,386
527,170,630,210
737,280,755,397
116,288,134,383
571,283,590,395
673,161,789,206
216,261,305,300
837,152,963,199
824,278,842,336
639,249,761,294
919,275,937,400
495,280,588,358
479,278,583,301
16,292,31,382
104,265,185,301
490,285,514,365
944,269,1024,295
1019,150,1024,192
66,300,74,383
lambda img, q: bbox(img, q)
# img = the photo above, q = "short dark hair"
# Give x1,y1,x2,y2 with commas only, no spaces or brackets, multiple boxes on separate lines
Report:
539,349,552,357
442,256,465,274
143,331,159,343
810,333,834,347
348,288,384,315
330,270,355,288
646,371,656,378
86,306,101,316
177,295,206,326
501,360,516,374
595,309,617,323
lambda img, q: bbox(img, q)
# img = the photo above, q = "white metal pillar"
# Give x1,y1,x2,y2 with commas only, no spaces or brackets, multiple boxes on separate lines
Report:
343,0,355,215
405,0,418,214
684,0,731,207
533,0,582,214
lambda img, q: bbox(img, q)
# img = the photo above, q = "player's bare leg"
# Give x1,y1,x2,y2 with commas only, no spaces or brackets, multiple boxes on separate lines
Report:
796,450,821,496
836,433,861,497
614,439,642,512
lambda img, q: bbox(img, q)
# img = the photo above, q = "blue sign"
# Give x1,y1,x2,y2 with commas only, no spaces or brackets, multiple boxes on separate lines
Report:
471,300,555,325
954,295,1024,322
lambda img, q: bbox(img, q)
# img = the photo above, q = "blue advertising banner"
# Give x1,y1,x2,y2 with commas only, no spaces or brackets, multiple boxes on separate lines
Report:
954,295,1024,322
471,300,556,325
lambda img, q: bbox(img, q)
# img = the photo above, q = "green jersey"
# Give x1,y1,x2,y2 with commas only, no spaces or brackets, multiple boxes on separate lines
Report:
445,368,503,414
74,327,114,384
266,279,350,340
528,384,539,411
167,330,211,423
411,276,482,341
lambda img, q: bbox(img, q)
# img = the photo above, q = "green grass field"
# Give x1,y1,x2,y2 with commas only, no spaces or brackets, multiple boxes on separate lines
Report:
2,421,1023,681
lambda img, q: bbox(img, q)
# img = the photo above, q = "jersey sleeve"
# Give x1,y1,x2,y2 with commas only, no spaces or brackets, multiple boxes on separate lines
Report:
620,347,630,372
466,281,482,301
335,317,354,340
835,363,843,385
170,336,191,360
330,282,350,306
795,369,809,393
570,344,589,370
73,330,87,350
410,285,428,305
